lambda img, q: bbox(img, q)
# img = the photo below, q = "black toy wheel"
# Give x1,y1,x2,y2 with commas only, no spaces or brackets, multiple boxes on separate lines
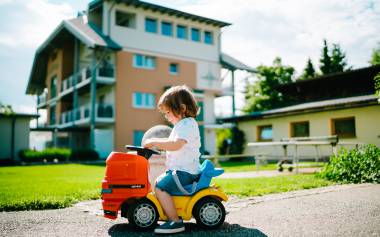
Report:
193,197,226,229
288,166,293,172
127,199,158,230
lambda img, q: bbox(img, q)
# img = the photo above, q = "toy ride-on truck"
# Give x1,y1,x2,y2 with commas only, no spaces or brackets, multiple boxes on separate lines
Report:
101,145,228,230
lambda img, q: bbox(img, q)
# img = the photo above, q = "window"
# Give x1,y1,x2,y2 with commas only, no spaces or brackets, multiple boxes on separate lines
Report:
133,92,156,109
50,75,57,98
176,25,187,39
191,28,200,42
257,125,273,141
169,63,179,75
115,11,136,28
204,31,213,44
161,21,172,36
133,130,145,146
331,117,356,138
50,105,56,125
290,121,310,137
145,17,157,33
133,54,156,69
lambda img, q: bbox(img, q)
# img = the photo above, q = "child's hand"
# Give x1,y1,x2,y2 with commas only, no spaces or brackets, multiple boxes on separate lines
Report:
143,139,156,149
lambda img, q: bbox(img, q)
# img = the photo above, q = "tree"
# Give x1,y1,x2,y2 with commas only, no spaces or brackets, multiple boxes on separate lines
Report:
0,102,14,116
216,127,246,155
330,43,348,73
319,39,332,75
243,57,295,113
375,72,380,103
369,42,380,65
319,39,349,75
299,58,317,80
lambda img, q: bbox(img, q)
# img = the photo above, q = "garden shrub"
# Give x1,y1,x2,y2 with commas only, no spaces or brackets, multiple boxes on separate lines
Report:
69,149,99,161
19,148,71,163
318,144,380,183
216,126,246,155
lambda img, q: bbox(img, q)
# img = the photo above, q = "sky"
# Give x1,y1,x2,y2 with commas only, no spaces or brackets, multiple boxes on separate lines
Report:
0,0,379,117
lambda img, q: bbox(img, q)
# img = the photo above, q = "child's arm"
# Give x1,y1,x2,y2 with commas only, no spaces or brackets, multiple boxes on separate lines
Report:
144,138,186,151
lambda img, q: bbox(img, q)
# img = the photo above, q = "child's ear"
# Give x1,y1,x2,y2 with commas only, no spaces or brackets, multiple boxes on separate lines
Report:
180,104,186,114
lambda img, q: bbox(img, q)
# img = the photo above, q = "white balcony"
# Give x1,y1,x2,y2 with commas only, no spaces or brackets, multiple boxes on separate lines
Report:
37,91,48,108
58,104,114,128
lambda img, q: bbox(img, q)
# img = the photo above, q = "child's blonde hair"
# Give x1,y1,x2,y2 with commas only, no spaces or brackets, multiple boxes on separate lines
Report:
158,85,199,118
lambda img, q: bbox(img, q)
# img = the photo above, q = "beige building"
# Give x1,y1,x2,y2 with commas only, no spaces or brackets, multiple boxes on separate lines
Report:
26,0,252,158
220,66,380,158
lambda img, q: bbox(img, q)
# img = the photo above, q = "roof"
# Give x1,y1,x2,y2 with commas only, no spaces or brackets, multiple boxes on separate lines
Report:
26,16,121,95
0,112,39,119
89,0,231,27
220,94,379,122
220,53,256,72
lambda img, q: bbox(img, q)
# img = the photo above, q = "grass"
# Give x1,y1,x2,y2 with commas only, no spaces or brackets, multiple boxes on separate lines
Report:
218,161,324,172
0,163,333,211
215,174,335,197
0,164,104,211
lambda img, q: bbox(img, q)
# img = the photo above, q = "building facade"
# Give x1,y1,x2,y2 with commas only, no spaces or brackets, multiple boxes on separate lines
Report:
26,0,249,158
220,66,380,158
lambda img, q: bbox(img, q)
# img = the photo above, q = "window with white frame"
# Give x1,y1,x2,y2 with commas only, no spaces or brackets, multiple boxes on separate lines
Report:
145,17,157,33
169,63,179,75
191,28,200,42
133,92,156,109
115,11,136,28
133,54,156,69
204,31,213,44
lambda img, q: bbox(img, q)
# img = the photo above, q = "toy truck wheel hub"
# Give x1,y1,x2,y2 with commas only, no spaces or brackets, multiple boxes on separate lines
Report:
134,204,156,226
200,203,222,225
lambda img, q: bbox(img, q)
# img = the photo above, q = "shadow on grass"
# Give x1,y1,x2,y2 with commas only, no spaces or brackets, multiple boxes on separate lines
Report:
108,222,267,237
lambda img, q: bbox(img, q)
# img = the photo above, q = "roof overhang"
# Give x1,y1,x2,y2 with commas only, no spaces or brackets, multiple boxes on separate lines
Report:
219,95,379,123
220,53,256,73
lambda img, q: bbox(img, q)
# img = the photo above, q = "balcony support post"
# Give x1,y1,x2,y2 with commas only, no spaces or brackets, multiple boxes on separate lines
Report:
231,69,236,116
90,49,97,150
73,38,79,127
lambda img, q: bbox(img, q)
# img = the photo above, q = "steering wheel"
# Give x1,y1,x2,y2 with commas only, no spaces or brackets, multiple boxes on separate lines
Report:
125,145,160,159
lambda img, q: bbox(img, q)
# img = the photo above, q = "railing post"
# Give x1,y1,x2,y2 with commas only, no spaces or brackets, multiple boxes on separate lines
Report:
90,49,97,150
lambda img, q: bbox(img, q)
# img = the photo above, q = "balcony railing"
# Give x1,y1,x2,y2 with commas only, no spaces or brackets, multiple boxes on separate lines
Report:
37,92,47,107
59,104,114,127
60,65,115,95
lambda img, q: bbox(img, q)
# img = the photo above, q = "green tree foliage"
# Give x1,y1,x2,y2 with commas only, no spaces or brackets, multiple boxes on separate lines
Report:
375,72,380,102
331,43,348,72
319,39,348,75
243,57,295,113
319,39,332,75
369,42,380,65
299,58,317,80
0,102,15,116
217,127,246,155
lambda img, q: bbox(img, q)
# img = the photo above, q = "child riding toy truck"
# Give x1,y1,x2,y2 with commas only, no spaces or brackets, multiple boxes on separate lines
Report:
101,145,228,230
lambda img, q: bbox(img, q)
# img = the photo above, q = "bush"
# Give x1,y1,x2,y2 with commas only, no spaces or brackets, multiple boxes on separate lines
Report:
19,148,71,163
216,126,246,155
318,144,380,183
69,149,99,161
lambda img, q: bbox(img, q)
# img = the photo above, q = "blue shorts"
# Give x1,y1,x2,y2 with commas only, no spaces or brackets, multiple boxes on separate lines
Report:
155,170,200,195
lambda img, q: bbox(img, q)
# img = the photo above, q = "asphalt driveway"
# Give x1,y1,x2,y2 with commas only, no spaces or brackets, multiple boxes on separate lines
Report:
0,184,379,237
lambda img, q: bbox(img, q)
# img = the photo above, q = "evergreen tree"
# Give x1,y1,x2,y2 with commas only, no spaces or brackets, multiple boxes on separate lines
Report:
370,42,380,65
319,39,332,75
299,58,316,80
330,43,347,73
243,57,295,113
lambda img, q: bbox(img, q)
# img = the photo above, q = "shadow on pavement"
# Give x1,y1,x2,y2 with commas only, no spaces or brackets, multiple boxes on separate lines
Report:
109,222,267,237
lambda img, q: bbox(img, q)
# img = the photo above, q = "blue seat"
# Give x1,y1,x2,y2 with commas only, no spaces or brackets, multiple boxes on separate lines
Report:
171,159,224,196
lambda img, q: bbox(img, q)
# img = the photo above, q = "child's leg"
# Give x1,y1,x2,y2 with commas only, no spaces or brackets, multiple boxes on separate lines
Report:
155,187,180,222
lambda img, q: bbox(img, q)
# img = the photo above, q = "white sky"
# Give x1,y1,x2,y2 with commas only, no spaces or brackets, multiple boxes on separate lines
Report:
0,0,379,117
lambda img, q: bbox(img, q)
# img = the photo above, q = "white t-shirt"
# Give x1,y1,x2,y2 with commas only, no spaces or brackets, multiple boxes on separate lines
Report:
165,117,201,174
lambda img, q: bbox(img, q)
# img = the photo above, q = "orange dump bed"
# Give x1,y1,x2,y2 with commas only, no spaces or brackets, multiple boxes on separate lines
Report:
101,152,150,219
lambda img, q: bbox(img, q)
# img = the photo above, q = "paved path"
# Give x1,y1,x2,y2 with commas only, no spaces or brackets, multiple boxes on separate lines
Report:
0,184,379,236
219,167,320,179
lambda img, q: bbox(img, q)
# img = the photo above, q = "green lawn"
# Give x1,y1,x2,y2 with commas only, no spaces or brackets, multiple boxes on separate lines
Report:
219,161,324,172
215,174,334,197
0,164,104,211
0,163,333,211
